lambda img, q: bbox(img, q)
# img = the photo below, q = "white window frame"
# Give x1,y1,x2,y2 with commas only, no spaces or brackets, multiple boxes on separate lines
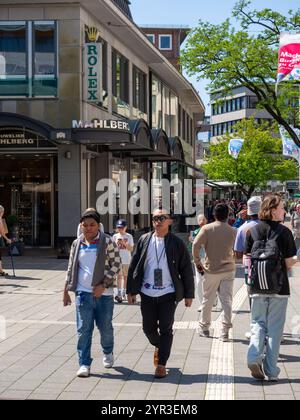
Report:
147,34,155,44
159,34,172,50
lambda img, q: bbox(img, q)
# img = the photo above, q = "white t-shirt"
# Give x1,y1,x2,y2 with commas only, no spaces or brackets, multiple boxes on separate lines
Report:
113,232,134,265
76,235,113,296
141,235,175,298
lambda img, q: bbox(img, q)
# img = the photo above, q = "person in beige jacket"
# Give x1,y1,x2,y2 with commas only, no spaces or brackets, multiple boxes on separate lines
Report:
193,203,237,342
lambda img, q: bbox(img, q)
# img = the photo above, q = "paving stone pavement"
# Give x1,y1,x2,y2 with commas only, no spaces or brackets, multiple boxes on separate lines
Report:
0,255,299,400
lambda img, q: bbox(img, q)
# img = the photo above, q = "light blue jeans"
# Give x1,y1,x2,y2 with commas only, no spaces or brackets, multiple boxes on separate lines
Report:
76,291,114,367
247,296,288,378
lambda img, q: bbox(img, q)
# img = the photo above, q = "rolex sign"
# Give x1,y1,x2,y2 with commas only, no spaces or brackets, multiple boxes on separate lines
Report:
84,27,103,103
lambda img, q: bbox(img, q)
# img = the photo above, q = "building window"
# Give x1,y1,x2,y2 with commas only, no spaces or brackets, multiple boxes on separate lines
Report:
249,96,258,109
163,85,171,135
151,74,162,129
112,48,129,117
133,65,147,116
33,22,57,96
147,34,155,44
101,40,108,109
0,21,57,97
178,103,182,137
170,91,178,137
182,109,186,141
159,35,172,50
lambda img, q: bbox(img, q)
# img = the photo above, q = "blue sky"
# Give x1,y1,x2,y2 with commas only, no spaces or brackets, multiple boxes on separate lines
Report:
130,0,299,113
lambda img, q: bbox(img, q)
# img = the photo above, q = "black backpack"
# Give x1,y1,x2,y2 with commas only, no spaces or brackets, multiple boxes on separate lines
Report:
249,224,285,294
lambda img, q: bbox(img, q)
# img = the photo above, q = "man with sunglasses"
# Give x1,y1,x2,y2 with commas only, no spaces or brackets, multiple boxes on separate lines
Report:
127,209,194,379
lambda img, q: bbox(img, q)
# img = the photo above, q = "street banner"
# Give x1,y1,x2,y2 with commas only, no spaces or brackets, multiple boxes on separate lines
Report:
277,32,300,83
228,138,244,159
279,126,300,162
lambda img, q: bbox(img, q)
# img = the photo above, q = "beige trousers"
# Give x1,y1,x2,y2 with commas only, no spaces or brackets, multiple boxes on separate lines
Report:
199,271,235,333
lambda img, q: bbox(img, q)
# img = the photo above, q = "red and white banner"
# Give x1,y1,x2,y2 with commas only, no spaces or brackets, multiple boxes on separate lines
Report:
277,33,300,83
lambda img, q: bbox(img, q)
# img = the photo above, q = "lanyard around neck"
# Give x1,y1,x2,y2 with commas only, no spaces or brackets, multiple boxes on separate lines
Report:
154,236,165,267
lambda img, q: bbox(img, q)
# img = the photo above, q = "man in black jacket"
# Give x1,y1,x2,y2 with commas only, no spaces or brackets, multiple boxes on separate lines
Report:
127,209,194,379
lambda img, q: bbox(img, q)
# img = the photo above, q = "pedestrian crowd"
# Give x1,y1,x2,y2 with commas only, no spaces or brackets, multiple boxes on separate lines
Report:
61,194,298,384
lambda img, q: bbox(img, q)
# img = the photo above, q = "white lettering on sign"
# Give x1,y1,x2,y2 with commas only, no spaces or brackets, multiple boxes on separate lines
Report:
0,138,35,145
72,119,130,131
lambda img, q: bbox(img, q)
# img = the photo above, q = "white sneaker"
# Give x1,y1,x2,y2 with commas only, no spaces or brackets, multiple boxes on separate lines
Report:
245,332,252,340
77,365,90,378
103,353,114,368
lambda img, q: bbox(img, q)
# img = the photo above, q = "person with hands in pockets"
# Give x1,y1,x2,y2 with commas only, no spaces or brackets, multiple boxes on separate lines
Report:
63,210,121,378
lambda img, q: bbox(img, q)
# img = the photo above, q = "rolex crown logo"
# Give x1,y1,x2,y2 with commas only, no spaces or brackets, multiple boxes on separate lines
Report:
86,26,100,43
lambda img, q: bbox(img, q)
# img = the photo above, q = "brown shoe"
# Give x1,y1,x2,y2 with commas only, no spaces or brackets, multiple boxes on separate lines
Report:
154,348,159,368
154,365,167,379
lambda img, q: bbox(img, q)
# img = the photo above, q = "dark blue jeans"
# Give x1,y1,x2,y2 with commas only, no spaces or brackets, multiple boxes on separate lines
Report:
140,292,177,366
76,291,114,367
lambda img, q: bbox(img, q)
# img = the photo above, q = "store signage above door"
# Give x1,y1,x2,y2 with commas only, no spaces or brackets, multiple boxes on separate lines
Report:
72,119,130,131
84,26,102,103
0,128,56,148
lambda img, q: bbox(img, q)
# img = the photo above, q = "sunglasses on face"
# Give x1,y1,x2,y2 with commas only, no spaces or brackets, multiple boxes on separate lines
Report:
152,215,169,223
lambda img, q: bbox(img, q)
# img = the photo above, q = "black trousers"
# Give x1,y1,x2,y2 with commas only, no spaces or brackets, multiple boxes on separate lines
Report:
140,292,177,366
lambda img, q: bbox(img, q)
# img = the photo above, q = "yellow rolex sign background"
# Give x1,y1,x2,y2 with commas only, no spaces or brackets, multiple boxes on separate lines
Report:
84,27,103,103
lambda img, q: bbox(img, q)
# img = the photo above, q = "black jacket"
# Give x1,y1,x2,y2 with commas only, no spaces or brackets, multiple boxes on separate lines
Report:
127,232,194,303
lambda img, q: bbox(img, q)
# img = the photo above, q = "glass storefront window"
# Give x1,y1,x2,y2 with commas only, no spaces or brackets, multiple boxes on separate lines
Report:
0,156,54,246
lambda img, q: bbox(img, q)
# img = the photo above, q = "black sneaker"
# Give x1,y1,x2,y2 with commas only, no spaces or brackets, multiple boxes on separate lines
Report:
114,295,123,303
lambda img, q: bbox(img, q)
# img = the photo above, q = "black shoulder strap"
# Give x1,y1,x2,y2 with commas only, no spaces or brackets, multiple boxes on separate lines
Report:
251,223,284,242
250,224,264,242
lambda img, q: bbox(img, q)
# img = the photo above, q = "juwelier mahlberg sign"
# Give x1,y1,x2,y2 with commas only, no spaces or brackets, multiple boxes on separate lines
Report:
84,26,102,103
0,129,55,148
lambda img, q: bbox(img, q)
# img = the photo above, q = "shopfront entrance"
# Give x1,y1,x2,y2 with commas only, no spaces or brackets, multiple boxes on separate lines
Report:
0,155,57,247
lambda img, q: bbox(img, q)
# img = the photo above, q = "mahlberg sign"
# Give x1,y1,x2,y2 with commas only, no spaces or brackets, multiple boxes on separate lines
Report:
72,119,130,131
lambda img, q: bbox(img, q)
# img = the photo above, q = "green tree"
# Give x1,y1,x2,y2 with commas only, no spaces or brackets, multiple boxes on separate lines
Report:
203,119,298,199
181,0,300,145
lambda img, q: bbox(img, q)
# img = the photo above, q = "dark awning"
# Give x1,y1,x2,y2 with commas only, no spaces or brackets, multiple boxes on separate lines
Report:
0,112,53,140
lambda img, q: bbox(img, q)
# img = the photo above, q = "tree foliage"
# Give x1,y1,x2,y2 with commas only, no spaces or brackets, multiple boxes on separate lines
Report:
181,0,300,145
202,119,298,199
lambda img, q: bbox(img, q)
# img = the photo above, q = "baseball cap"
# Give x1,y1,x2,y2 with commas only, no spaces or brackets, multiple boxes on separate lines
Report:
116,219,127,228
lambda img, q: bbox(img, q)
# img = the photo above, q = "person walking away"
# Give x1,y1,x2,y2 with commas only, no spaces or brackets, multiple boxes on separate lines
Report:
113,219,134,303
127,209,194,379
189,214,208,312
63,210,121,378
234,196,262,339
0,205,12,276
193,204,237,342
245,194,297,382
291,204,300,249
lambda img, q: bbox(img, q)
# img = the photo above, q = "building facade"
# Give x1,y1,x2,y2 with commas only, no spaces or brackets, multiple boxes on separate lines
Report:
0,0,204,251
210,86,272,142
139,25,189,72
